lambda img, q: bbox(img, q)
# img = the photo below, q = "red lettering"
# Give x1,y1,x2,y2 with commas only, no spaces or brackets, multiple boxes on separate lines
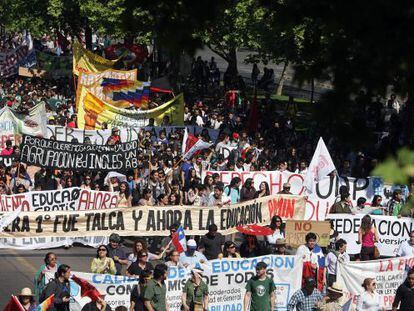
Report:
269,172,282,194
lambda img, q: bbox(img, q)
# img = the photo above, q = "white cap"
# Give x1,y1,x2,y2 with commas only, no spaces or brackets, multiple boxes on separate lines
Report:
187,239,197,248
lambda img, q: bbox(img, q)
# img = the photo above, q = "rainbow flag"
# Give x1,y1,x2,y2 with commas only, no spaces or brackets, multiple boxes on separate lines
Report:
101,78,150,108
36,294,54,311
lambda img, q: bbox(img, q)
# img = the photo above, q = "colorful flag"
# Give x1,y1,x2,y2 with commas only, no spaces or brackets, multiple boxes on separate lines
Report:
77,86,184,129
304,137,336,194
172,226,187,253
36,294,54,311
73,40,118,76
3,295,25,311
71,275,101,301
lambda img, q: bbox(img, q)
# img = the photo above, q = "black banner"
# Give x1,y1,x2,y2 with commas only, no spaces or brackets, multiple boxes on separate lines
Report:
19,135,139,171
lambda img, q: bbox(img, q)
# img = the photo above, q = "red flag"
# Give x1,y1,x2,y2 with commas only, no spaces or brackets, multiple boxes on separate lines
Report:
71,275,102,301
247,88,259,133
3,295,25,311
236,224,274,236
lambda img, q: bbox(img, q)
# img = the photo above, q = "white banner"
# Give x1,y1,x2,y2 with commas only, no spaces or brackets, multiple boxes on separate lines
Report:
45,255,302,310
337,256,414,309
0,187,118,212
202,171,401,221
0,236,107,250
0,103,47,149
328,214,414,257
47,125,219,144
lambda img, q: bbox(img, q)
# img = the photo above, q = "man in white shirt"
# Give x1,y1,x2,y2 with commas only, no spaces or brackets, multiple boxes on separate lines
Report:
397,230,414,257
325,239,350,287
179,239,208,267
215,135,230,153
207,182,231,207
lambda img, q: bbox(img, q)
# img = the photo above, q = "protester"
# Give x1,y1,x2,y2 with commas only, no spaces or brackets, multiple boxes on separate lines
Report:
397,230,414,257
316,282,343,311
278,182,292,195
165,250,182,267
325,239,350,287
358,215,379,261
179,239,208,267
287,278,323,311
181,268,209,311
266,215,285,250
107,233,128,275
143,264,169,311
34,252,60,301
207,182,230,207
127,239,160,267
329,191,352,214
356,278,384,311
18,288,37,311
387,189,404,216
91,245,117,275
222,241,241,258
127,250,154,277
81,296,111,311
296,233,323,288
198,224,225,260
130,270,153,311
243,262,276,311
40,264,71,310
392,268,414,311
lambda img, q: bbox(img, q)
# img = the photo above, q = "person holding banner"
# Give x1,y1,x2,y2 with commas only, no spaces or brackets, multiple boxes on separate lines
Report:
356,278,384,311
181,268,209,311
244,261,276,311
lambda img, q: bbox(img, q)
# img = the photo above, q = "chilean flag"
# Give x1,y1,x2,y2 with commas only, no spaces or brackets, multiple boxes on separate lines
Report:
172,226,187,253
181,128,212,160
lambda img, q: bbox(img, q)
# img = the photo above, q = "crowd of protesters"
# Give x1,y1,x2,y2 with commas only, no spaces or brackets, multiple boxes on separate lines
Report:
2,31,414,311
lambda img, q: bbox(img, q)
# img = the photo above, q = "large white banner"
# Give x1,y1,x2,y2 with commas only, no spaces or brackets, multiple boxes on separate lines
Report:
47,125,219,144
328,214,414,257
46,255,302,311
202,171,402,221
0,187,118,212
337,256,414,309
0,236,108,250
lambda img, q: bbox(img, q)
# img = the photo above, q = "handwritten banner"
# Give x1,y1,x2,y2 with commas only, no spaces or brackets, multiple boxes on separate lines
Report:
0,194,306,238
19,135,140,171
285,220,331,247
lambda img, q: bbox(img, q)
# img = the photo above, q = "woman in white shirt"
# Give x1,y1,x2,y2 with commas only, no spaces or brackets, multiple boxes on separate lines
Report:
266,215,285,247
356,278,385,311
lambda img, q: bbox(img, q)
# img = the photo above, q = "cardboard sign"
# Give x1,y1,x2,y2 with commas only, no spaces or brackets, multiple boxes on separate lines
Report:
285,220,331,247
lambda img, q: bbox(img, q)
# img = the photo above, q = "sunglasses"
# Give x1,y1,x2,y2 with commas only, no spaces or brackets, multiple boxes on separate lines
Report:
98,249,107,251
229,245,236,249
140,254,148,258
49,257,57,261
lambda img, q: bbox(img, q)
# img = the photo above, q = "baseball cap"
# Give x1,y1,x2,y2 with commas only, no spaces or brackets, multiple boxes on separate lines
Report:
187,239,197,249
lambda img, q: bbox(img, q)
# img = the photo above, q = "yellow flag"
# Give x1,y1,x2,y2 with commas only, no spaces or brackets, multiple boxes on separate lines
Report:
72,40,119,75
77,86,184,129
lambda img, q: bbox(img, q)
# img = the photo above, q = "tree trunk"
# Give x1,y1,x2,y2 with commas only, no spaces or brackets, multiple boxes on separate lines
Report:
224,47,238,81
276,61,288,96
84,18,92,51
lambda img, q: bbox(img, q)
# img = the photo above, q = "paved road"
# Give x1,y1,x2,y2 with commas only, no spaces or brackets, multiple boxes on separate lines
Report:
195,47,331,100
0,246,96,306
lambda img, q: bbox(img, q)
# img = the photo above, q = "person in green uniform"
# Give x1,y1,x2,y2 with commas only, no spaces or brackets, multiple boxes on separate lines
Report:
182,268,209,311
243,262,276,311
144,263,169,311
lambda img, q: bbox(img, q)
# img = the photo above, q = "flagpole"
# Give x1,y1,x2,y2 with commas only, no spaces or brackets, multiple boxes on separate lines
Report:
159,239,173,258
